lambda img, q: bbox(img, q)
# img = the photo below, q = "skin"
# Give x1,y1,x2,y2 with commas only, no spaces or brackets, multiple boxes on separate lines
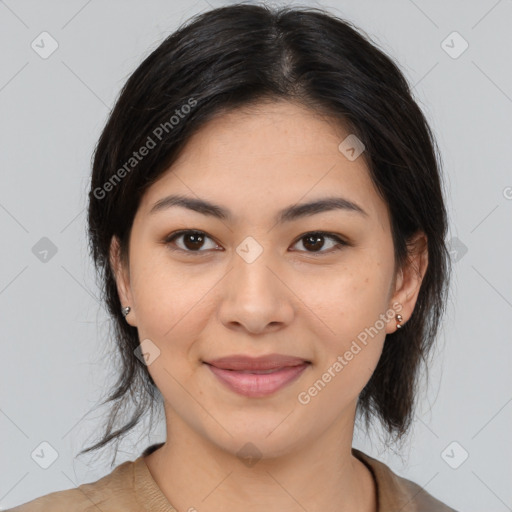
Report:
110,100,428,512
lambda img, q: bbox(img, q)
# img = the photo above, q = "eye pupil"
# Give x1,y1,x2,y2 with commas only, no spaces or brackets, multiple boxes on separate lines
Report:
183,232,205,250
303,234,324,252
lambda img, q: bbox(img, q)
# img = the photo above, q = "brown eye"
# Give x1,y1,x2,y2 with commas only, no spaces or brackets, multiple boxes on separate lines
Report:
181,232,206,251
164,230,347,256
292,232,347,254
302,234,326,252
165,230,219,253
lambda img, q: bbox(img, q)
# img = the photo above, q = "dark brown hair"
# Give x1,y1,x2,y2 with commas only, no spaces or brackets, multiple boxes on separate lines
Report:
82,3,451,464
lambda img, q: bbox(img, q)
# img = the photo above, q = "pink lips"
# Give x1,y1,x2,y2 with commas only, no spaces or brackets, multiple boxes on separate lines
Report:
204,354,310,397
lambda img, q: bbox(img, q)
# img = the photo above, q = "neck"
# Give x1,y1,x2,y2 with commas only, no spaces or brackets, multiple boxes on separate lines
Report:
144,402,377,512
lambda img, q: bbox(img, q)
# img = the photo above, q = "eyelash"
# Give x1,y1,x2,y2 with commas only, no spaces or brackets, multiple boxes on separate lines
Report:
163,229,348,257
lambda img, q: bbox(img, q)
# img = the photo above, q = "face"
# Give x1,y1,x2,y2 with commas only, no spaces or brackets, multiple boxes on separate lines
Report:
111,100,427,459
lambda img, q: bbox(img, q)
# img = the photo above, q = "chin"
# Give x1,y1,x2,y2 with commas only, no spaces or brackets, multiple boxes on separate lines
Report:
204,419,310,462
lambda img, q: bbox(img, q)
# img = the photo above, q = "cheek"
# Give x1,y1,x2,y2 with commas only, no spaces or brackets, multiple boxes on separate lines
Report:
129,255,221,370
129,250,197,330
296,269,390,415
296,255,393,378
298,258,392,333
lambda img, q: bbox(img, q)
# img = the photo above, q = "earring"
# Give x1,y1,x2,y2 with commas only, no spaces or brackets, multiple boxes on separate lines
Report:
121,306,131,317
396,314,403,329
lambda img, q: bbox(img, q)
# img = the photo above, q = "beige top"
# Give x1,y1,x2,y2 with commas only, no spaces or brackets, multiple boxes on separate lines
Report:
7,444,458,511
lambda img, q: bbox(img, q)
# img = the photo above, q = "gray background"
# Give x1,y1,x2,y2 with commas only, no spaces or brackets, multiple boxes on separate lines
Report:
1,0,511,510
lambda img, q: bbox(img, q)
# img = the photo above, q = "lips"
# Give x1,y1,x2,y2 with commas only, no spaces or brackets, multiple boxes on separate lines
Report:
205,353,310,371
203,354,311,397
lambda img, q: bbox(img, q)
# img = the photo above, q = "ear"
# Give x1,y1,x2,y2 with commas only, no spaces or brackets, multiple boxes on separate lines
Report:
109,235,138,327
385,231,428,334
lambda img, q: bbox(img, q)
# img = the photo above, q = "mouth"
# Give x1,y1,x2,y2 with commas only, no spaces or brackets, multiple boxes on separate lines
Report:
203,354,311,397
204,353,311,371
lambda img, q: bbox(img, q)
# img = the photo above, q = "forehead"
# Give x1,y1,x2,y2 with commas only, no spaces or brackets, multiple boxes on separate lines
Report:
138,101,389,229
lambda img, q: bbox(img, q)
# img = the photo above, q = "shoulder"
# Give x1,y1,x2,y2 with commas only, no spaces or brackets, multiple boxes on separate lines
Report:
353,448,460,512
5,460,139,512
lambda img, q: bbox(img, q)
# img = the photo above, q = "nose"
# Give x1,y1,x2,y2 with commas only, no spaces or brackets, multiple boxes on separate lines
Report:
217,248,295,335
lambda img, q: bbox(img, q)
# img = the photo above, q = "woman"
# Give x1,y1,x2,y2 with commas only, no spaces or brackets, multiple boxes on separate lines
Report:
8,3,457,511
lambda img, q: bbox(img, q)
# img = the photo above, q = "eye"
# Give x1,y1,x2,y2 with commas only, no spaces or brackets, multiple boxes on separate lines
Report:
164,229,347,256
164,230,220,253
290,231,347,255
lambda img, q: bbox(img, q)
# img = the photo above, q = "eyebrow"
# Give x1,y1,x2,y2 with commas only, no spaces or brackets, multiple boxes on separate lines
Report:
149,194,368,223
